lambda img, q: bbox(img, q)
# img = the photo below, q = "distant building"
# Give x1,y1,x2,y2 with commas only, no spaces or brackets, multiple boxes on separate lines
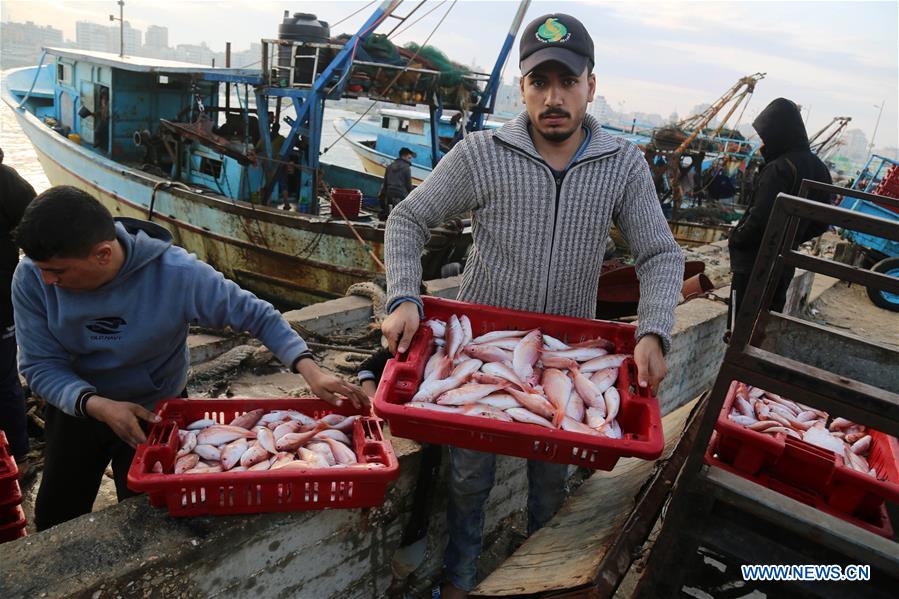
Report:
842,129,869,162
589,94,612,124
175,42,216,66
493,78,523,117
0,20,64,68
76,21,113,53
145,25,168,50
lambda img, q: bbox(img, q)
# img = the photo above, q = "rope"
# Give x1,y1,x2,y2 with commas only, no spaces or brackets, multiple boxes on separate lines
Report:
333,0,379,27
329,191,386,271
322,0,457,155
389,0,447,39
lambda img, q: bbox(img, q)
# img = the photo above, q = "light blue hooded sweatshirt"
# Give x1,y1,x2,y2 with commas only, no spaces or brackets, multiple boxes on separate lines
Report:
12,218,309,416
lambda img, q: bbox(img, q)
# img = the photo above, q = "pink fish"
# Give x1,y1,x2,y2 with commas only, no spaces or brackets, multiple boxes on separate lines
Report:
319,414,347,427
314,428,352,446
603,387,621,422
472,329,527,344
477,393,520,410
585,407,606,429
412,359,482,402
540,355,578,370
570,366,604,409
541,347,609,362
437,383,508,406
186,418,216,430
541,334,569,351
221,438,249,470
276,422,329,451
174,453,200,474
272,420,304,440
424,347,449,381
569,337,615,351
406,401,464,413
507,388,555,420
193,443,222,462
470,372,511,386
850,434,872,455
425,319,446,338
589,367,618,392
323,436,358,465
459,315,473,348
460,404,514,422
229,408,265,429
561,416,602,436
185,464,223,474
297,447,330,468
481,338,523,351
269,452,297,469
513,329,542,381
240,441,270,468
482,362,531,391
196,425,255,447
306,441,337,466
541,368,572,427
600,420,623,439
256,427,277,454
332,415,360,434
506,407,554,428
463,344,513,363
578,354,629,374
176,430,197,458
447,315,464,359
564,389,585,423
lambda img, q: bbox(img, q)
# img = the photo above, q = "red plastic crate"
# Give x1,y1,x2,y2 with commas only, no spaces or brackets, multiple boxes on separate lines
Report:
0,431,22,508
373,297,664,470
330,188,362,219
706,434,893,538
127,398,399,517
0,504,27,544
714,381,899,521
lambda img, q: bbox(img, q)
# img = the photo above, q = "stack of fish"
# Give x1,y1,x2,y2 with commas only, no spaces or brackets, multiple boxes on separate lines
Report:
405,315,632,438
726,382,880,478
158,409,382,475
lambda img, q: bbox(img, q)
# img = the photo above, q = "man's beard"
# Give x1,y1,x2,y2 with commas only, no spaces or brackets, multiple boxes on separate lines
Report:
535,108,580,142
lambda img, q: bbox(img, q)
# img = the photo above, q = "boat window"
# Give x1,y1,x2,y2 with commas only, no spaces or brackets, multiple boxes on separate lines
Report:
407,119,424,135
56,63,72,85
199,156,223,179
381,116,390,129
399,119,410,133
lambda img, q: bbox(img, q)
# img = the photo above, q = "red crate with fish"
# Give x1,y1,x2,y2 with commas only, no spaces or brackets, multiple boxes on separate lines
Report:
374,297,664,470
128,398,399,517
0,431,23,509
709,380,899,532
706,433,893,538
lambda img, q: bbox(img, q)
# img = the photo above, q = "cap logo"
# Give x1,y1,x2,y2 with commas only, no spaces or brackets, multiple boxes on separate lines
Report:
536,18,570,43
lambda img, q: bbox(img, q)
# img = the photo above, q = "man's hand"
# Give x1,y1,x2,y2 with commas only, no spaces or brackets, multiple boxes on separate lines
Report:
85,395,161,448
634,335,667,395
361,380,378,399
381,301,420,354
297,358,370,409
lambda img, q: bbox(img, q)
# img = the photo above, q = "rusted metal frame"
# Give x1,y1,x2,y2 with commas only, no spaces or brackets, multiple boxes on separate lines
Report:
721,349,899,437
783,251,899,294
701,466,899,574
581,396,708,598
630,381,732,597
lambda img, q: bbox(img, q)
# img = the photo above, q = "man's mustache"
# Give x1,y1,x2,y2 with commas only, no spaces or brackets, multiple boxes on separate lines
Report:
540,109,571,119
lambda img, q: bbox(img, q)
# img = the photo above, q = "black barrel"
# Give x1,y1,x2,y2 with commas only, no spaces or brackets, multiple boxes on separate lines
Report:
277,12,332,84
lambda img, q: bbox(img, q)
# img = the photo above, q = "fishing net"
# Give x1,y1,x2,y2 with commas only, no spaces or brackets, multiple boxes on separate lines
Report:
403,42,471,87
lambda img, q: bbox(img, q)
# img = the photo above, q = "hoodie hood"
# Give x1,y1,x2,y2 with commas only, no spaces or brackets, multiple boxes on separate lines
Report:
752,98,809,161
111,217,173,285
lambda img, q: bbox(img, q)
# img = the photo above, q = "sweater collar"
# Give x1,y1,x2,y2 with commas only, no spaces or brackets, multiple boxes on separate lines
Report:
494,111,620,163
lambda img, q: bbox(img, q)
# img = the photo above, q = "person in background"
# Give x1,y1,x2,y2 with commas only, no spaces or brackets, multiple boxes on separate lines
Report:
0,147,36,477
728,98,832,325
13,186,368,530
381,13,684,597
279,153,301,210
379,147,416,220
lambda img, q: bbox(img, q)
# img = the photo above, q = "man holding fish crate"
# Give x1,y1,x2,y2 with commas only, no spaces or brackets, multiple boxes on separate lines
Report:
382,13,684,597
11,186,368,530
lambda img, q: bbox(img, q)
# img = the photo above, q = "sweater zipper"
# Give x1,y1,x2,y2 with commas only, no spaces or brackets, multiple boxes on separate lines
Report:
496,137,619,311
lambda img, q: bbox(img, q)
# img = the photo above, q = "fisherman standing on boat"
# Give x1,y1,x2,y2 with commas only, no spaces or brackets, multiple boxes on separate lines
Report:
728,98,832,323
12,186,369,530
381,14,684,598
0,147,36,479
378,147,416,219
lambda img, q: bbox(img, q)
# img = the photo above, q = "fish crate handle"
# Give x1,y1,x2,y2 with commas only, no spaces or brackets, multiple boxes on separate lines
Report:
136,418,179,474
624,358,654,400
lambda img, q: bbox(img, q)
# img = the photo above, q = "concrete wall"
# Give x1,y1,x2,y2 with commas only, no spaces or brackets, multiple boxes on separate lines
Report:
0,272,820,598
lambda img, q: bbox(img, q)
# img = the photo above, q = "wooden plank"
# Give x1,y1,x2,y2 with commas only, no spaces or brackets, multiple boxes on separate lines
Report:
701,465,899,574
470,399,698,598
758,313,899,394
782,251,899,295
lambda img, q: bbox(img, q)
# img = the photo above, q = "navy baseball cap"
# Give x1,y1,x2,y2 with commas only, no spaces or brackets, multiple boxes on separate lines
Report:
519,14,594,76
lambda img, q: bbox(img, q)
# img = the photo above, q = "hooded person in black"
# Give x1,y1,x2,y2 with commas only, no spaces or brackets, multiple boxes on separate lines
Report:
728,98,832,321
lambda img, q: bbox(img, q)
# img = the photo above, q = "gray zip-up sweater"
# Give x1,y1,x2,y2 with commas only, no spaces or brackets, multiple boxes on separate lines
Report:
385,112,684,351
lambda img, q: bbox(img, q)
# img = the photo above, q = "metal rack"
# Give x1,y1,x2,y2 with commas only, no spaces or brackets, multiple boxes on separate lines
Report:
634,182,899,597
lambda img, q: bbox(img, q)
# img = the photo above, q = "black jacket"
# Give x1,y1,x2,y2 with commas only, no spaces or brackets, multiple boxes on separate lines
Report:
0,164,36,327
728,98,832,273
381,157,413,199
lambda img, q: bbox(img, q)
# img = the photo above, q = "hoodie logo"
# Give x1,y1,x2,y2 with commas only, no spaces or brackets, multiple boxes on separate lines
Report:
86,317,127,339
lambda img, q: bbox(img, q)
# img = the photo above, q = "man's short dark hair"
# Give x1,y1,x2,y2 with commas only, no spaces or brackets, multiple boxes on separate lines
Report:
14,186,116,261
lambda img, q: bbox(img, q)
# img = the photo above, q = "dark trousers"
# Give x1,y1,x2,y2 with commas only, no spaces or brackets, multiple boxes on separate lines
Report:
0,327,28,460
729,267,794,329
34,405,140,531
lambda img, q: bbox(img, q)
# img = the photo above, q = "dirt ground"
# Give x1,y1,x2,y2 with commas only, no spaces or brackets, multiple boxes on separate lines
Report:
805,278,899,349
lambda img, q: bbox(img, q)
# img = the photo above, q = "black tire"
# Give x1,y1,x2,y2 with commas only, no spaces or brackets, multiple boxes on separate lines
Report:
866,257,899,312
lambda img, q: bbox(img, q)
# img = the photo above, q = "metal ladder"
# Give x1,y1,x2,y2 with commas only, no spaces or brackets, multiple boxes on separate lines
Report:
634,181,899,597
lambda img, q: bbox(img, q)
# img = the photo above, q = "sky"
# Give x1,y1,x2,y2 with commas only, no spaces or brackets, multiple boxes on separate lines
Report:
3,0,897,148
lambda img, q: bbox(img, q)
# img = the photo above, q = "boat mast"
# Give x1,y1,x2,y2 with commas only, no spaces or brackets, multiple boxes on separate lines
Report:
257,0,403,211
